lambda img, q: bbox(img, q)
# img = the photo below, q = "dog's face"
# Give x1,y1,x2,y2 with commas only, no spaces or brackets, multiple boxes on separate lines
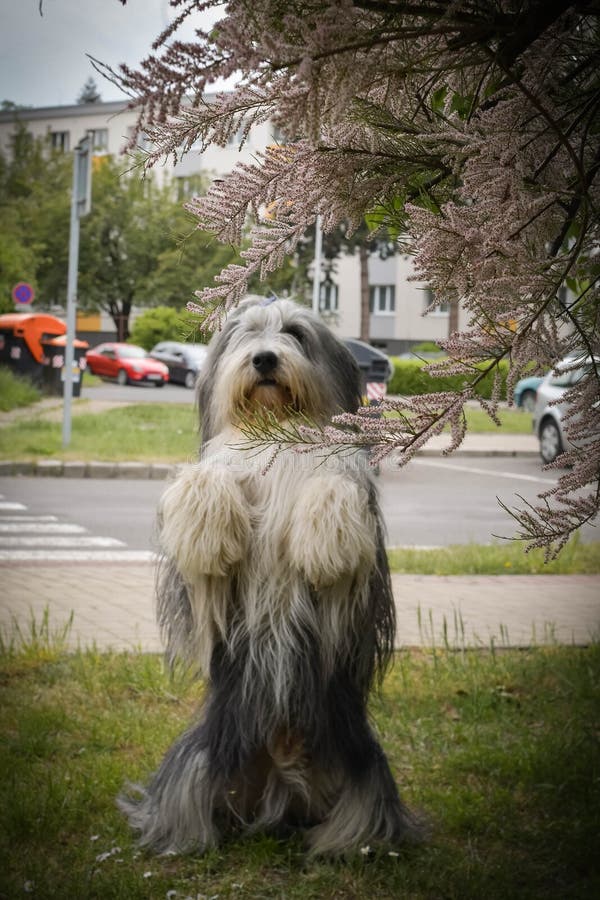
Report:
197,298,363,442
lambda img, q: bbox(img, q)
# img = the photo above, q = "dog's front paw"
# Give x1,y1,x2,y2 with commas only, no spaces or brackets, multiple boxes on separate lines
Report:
288,475,376,588
160,464,250,579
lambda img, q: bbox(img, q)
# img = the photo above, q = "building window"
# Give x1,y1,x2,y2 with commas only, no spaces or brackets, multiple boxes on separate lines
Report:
91,128,109,153
227,124,247,146
319,281,338,313
176,175,205,200
423,286,449,315
125,126,151,153
49,130,70,152
370,284,396,315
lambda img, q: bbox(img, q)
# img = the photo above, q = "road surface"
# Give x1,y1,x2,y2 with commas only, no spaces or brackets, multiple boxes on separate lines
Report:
1,456,594,561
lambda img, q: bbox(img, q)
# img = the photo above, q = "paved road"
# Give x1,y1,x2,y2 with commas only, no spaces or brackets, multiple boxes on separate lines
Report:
83,380,195,404
1,456,594,561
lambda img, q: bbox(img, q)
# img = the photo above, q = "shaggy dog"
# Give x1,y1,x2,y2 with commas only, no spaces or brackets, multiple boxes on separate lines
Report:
119,297,416,855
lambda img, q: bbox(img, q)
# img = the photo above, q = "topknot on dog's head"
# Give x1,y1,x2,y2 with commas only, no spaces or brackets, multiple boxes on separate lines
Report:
197,297,363,444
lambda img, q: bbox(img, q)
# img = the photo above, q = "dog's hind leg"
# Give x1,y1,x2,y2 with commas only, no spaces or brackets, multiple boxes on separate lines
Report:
306,740,418,857
118,719,221,855
304,672,419,857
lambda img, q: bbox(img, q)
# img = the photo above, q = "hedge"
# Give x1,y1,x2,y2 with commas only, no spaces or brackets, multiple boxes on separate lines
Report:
388,357,509,400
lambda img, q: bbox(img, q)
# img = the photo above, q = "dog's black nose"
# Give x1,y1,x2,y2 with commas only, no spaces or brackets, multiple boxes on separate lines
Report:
252,351,278,375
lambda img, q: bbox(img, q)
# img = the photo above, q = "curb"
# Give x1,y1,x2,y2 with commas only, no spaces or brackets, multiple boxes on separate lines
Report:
0,448,540,479
0,460,173,480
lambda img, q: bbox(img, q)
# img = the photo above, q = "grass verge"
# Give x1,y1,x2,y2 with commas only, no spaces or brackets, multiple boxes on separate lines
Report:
388,535,600,575
0,403,199,462
1,625,598,899
0,366,41,412
0,403,531,463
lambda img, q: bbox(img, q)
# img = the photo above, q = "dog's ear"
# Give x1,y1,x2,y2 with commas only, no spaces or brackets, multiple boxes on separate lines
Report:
196,316,241,446
318,328,364,413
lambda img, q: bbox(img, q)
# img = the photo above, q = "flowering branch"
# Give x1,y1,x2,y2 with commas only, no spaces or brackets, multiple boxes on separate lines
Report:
110,0,600,554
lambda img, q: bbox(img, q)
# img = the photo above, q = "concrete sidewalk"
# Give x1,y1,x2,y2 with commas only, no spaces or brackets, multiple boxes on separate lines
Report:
1,560,598,651
0,432,541,480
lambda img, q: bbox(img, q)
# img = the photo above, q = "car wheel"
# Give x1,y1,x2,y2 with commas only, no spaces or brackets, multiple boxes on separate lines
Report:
184,370,196,389
155,380,165,388
521,389,536,413
116,369,128,386
539,418,563,464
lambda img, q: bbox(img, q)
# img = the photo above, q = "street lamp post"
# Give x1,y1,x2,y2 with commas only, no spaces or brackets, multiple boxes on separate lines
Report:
62,132,92,448
311,213,322,316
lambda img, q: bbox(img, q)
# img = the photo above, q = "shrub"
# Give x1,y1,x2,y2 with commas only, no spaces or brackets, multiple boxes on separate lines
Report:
0,366,41,411
129,306,195,350
410,341,443,354
388,357,509,400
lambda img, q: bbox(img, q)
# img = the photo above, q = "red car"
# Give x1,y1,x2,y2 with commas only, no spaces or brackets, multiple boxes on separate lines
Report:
86,342,169,387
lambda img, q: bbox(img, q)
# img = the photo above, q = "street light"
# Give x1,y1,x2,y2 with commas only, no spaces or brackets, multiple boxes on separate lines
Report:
62,132,93,448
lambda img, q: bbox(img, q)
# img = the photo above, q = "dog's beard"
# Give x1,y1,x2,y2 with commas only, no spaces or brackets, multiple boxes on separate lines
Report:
243,380,295,418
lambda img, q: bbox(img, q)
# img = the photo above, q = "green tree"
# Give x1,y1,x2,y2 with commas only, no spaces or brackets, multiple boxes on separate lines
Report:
129,305,195,350
78,156,185,339
77,78,101,104
0,125,71,311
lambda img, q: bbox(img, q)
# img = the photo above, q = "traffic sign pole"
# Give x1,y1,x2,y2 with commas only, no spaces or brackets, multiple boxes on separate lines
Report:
63,133,92,448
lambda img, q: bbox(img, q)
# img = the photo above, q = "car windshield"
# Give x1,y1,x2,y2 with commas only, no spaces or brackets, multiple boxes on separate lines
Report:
117,346,147,359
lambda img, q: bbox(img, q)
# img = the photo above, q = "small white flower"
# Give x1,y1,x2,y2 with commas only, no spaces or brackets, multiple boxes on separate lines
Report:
388,851,400,858
90,834,100,842
359,845,371,856
143,871,153,878
24,882,34,894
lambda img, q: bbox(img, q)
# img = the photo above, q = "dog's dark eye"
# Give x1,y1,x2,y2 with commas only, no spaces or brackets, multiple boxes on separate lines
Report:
284,326,305,346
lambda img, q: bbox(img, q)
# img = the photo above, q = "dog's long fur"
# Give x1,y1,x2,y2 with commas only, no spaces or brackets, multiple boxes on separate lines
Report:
119,298,417,855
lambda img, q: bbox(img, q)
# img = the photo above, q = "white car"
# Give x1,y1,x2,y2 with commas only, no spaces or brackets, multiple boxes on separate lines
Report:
533,356,595,464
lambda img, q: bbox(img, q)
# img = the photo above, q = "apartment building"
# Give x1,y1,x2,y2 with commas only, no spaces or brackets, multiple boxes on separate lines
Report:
0,99,463,351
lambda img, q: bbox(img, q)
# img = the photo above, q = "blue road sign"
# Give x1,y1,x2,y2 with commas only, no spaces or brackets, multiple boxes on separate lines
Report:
12,282,35,305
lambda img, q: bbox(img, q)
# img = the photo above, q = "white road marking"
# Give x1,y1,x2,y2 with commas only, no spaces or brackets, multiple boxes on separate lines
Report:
0,523,87,534
0,502,27,511
414,459,555,484
0,515,59,522
0,536,126,548
0,550,155,562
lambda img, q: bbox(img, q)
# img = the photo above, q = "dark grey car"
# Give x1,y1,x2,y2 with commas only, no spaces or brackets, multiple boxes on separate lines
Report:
149,341,209,389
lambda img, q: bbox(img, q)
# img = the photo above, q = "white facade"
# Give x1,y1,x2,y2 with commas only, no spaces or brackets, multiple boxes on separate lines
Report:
0,99,461,350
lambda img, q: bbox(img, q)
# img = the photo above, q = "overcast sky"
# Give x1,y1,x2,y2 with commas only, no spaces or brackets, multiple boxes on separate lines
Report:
0,0,225,109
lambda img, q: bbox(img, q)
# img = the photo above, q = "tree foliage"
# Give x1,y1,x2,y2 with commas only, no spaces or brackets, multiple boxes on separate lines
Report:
0,126,71,312
103,0,600,553
0,130,269,334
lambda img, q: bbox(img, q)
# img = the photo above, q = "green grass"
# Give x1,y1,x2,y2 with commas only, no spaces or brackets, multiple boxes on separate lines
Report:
385,405,534,434
1,625,599,899
0,401,533,463
0,365,41,411
0,403,199,462
388,535,600,575
462,405,533,434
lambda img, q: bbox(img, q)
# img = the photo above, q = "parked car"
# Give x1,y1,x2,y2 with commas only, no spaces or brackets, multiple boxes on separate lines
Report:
149,341,209,389
343,339,393,384
532,356,594,463
86,342,169,387
513,374,544,412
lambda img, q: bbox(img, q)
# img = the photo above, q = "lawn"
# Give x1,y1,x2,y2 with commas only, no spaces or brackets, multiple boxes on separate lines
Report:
0,366,41,412
1,628,598,899
388,536,600,575
0,403,532,463
0,403,200,462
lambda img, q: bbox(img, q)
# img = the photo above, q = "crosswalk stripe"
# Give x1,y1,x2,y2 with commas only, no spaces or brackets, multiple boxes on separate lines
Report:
0,502,27,511
0,515,59,522
0,523,88,534
0,550,155,562
0,536,126,548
